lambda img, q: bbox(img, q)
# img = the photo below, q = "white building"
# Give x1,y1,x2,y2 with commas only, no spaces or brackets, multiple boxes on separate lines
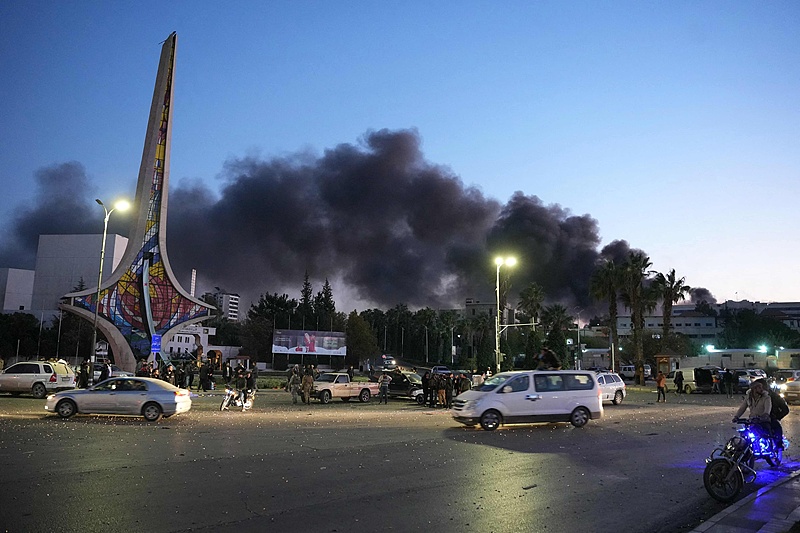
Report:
204,288,240,322
31,234,128,318
0,268,35,312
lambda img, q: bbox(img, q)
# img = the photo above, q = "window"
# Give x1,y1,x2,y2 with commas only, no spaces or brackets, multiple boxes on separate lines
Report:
500,375,530,393
597,376,606,385
565,374,594,390
534,374,564,392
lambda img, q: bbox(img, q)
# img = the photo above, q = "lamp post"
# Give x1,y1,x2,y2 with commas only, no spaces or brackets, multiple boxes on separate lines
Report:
494,256,517,373
572,307,582,369
90,198,130,361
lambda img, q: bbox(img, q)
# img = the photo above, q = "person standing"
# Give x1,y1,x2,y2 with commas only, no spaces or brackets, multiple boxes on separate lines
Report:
723,368,734,398
289,372,301,404
98,361,111,383
301,369,314,405
674,370,684,394
655,371,667,403
421,372,431,407
80,359,92,388
444,372,455,409
378,372,392,404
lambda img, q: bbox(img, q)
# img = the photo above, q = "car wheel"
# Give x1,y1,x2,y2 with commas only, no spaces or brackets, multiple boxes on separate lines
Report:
612,390,624,405
320,390,332,404
142,402,163,422
684,385,692,395
416,394,425,405
480,410,501,431
570,407,590,428
32,383,47,399
56,399,77,419
359,389,371,403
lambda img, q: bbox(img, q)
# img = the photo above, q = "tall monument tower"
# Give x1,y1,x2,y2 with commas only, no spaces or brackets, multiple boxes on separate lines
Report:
62,33,214,371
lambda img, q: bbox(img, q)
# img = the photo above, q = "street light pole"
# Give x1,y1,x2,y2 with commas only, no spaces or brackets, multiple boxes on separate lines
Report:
494,256,517,373
90,198,130,362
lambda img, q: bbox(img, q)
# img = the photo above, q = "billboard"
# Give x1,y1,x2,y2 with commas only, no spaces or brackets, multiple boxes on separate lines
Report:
272,330,347,356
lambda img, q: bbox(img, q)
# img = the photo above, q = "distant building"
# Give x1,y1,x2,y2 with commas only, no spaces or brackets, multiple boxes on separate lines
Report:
0,268,35,312
31,234,128,318
204,288,240,322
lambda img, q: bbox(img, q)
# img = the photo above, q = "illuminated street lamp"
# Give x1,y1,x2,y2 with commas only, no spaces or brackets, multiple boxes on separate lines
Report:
90,198,130,361
494,256,517,372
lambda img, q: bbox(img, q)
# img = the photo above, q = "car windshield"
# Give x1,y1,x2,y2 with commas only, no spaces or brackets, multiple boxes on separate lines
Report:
405,373,421,384
476,373,515,392
316,374,337,383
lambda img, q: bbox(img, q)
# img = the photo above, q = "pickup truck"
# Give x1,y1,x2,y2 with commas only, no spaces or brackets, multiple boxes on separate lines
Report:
312,373,381,404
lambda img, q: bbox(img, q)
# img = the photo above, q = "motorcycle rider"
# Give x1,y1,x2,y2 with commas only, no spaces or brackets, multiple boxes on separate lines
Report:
733,379,772,437
244,369,257,409
755,378,789,449
234,367,247,406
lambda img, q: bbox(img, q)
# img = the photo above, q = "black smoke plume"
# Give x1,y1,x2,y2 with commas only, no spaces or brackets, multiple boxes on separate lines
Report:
0,129,715,313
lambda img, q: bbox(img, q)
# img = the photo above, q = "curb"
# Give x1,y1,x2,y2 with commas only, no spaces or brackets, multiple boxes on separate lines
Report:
689,468,800,533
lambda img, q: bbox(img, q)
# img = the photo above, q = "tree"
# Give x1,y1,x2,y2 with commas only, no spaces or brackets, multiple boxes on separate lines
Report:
299,271,314,330
541,304,573,334
590,259,622,361
541,304,573,368
314,279,336,331
518,282,545,330
619,252,653,385
345,311,380,368
653,269,691,349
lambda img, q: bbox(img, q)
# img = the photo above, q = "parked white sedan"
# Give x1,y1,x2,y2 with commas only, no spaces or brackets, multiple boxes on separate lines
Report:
45,377,191,421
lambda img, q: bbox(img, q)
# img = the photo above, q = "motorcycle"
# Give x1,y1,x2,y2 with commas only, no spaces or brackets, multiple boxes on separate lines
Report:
703,417,788,502
219,387,255,412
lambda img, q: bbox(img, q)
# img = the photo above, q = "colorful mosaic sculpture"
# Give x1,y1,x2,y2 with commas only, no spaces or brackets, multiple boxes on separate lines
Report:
62,33,213,370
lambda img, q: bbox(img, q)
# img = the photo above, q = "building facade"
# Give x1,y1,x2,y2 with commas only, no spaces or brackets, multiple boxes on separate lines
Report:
0,268,35,312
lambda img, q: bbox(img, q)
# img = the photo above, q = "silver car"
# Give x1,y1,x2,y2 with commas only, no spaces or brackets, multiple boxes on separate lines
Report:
44,377,191,421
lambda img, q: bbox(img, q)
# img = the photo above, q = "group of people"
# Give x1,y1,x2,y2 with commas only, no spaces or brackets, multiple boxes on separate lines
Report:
285,364,316,404
421,370,471,409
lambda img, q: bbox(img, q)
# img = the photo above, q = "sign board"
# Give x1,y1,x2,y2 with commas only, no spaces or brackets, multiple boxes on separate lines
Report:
151,334,162,353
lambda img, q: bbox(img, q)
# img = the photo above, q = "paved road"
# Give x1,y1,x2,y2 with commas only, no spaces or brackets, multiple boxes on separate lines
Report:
0,387,797,533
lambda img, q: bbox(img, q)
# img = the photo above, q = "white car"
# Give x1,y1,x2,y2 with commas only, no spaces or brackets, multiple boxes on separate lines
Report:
452,370,603,430
45,377,191,421
0,360,76,398
92,362,134,383
596,372,626,405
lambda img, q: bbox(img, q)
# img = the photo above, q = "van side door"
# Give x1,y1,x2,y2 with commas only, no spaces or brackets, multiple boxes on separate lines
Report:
494,374,535,421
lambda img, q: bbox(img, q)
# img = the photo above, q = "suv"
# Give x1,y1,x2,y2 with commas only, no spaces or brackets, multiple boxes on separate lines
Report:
430,365,452,375
0,360,76,398
596,372,626,405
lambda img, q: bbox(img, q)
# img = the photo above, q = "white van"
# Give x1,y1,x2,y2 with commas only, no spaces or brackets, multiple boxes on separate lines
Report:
451,370,603,430
620,364,651,380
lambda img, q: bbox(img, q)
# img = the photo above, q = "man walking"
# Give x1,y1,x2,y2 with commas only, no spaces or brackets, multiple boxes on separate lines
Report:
378,372,392,404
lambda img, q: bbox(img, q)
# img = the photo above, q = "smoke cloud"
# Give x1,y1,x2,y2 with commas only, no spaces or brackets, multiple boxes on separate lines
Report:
0,129,716,314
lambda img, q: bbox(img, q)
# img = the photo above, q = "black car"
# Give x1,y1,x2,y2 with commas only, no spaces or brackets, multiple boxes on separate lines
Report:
371,371,425,404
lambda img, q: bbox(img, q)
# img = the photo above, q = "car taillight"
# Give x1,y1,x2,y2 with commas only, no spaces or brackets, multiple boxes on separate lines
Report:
49,373,57,383
175,390,189,397
789,378,795,382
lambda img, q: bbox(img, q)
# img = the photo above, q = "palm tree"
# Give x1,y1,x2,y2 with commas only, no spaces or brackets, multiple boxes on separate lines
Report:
541,304,573,334
589,260,622,358
518,282,545,330
653,269,691,348
620,252,653,385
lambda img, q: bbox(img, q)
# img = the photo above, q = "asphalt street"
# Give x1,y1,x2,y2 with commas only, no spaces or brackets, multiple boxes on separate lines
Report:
0,386,797,533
